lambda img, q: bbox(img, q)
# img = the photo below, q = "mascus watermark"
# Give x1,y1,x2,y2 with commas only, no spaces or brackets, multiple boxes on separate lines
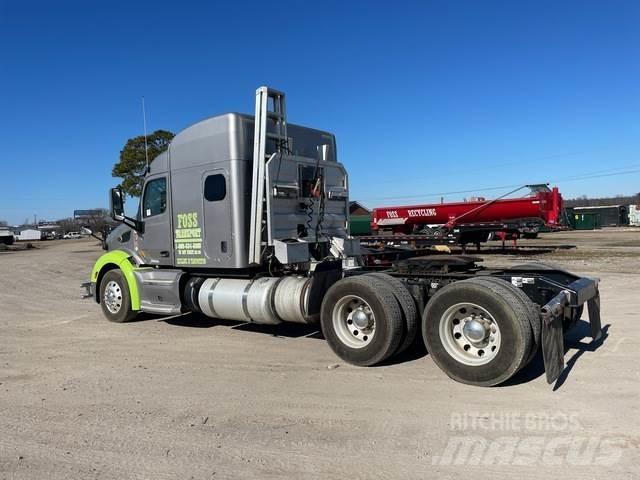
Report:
433,412,625,466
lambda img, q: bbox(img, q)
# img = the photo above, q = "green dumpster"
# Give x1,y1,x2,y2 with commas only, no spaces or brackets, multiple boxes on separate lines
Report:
349,215,371,236
573,213,601,230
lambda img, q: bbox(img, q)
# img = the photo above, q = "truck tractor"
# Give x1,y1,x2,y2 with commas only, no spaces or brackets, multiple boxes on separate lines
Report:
85,87,602,386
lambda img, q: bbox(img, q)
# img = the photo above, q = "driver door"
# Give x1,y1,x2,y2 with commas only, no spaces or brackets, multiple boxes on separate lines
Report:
138,175,173,265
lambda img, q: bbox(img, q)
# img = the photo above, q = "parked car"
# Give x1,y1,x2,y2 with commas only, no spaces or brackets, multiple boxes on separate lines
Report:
63,232,82,239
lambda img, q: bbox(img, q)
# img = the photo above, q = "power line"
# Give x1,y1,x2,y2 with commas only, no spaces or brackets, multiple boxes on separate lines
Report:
359,165,640,203
558,168,640,184
368,183,523,202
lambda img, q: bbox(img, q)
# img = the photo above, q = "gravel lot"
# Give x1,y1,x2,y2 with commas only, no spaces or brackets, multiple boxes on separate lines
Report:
1,231,639,479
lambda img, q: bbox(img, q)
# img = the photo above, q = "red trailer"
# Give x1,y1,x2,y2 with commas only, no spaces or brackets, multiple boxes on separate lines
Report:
372,185,563,234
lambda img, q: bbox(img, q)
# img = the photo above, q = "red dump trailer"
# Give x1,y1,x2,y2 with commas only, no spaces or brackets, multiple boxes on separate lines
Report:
372,185,563,234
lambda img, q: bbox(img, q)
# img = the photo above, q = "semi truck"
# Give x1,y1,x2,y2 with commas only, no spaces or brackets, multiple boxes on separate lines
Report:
85,87,601,387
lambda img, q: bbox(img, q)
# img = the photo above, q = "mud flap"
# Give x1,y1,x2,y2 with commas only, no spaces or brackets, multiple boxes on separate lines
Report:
587,291,602,342
540,290,569,384
307,259,344,322
540,282,601,385
541,310,565,384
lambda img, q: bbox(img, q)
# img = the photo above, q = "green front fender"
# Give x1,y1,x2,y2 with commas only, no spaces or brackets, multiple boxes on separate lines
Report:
90,250,141,310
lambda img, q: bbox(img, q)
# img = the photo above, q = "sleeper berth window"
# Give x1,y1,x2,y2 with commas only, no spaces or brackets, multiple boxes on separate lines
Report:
204,174,226,202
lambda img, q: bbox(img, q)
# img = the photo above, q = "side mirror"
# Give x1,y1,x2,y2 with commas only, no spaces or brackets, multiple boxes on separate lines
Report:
110,188,125,221
81,227,93,236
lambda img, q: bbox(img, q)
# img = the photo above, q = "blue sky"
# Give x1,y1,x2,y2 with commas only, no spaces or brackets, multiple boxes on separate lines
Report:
1,0,638,224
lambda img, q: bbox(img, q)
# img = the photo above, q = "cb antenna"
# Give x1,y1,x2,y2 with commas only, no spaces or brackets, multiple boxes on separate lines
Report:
142,96,150,174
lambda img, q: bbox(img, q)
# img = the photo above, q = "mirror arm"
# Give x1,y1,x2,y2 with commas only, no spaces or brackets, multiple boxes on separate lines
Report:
119,215,145,234
88,231,104,243
89,231,109,250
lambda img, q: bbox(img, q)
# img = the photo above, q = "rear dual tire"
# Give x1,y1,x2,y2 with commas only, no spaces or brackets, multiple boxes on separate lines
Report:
321,276,404,366
360,273,419,355
470,276,541,364
422,278,536,386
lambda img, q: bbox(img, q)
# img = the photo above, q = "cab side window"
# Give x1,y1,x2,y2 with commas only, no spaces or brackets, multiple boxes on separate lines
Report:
142,177,167,218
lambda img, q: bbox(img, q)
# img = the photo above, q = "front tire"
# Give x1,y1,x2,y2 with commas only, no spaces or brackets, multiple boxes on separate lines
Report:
100,270,138,323
423,278,534,386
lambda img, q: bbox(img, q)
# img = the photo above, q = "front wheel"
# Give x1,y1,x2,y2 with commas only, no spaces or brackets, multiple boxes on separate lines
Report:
99,269,138,323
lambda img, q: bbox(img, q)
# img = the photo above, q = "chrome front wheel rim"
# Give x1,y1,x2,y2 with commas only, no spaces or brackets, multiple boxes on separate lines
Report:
103,280,123,314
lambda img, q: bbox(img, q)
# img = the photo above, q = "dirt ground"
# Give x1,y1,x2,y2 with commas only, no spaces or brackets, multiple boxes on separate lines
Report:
1,230,639,479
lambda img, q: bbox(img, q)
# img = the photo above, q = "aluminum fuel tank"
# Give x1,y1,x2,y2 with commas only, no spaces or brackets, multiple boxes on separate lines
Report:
197,276,312,325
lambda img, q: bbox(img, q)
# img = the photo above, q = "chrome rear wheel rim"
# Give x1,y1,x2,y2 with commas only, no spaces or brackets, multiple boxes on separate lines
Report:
439,302,501,366
332,295,376,349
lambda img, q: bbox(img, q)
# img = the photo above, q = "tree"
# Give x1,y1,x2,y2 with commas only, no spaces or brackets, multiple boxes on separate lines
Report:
57,217,82,234
112,130,175,197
